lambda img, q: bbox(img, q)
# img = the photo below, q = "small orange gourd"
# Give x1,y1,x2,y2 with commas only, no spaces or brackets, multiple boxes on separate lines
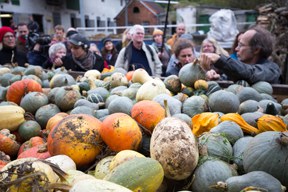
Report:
131,100,165,132
221,113,259,135
192,112,219,136
257,114,287,133
6,79,42,105
100,113,142,152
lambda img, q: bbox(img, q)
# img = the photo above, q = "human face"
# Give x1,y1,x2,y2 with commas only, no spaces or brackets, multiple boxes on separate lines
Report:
70,45,86,58
55,48,66,58
17,25,29,37
104,41,114,51
235,30,256,64
55,29,65,40
202,42,215,53
132,28,144,44
178,47,195,66
153,34,162,44
3,32,16,48
176,24,185,37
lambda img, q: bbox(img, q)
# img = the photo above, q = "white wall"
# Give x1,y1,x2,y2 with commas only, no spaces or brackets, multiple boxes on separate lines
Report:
176,6,197,33
0,0,124,34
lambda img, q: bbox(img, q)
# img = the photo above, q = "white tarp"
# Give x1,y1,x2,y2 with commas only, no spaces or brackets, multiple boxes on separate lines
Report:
207,9,239,42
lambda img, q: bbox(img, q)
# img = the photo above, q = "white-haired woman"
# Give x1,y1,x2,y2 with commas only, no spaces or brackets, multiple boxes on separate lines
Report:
43,42,66,69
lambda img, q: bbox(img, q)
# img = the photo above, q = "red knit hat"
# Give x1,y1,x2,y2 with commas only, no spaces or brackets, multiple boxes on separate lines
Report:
0,26,14,43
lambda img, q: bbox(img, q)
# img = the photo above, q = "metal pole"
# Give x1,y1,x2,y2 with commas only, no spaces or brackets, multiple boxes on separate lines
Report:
125,0,129,26
160,0,171,53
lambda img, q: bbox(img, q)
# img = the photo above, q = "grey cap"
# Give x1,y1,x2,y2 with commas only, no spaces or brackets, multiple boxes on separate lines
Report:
69,34,90,49
180,33,193,41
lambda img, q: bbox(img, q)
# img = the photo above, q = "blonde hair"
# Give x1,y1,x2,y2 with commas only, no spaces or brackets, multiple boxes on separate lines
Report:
201,37,229,56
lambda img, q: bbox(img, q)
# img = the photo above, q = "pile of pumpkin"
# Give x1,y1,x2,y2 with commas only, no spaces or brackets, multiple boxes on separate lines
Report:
0,62,287,192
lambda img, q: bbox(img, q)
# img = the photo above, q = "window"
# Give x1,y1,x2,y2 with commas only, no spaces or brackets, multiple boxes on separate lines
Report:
96,16,101,27
66,0,79,11
133,7,140,13
11,0,20,5
53,12,61,25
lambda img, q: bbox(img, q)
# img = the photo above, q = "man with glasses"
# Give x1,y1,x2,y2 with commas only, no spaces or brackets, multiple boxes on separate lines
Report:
0,26,28,66
200,26,281,84
16,23,29,54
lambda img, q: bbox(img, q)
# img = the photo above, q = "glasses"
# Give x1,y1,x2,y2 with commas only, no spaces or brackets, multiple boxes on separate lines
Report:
237,42,249,48
4,35,15,39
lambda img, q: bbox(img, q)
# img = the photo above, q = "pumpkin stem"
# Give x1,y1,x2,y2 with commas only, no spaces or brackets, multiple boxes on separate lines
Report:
24,112,35,121
163,99,171,117
278,132,288,147
212,181,227,190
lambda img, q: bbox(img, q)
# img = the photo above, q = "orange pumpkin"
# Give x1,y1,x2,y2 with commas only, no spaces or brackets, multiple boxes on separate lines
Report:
126,71,135,81
6,79,42,105
18,144,51,159
131,100,165,132
47,114,103,168
18,136,45,156
45,112,69,132
0,129,20,157
100,113,142,152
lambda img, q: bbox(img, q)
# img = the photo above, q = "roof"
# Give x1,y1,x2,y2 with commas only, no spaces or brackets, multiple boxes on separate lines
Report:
141,1,165,15
114,0,165,19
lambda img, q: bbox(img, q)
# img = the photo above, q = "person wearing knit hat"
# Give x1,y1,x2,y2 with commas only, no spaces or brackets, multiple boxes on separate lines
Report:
151,28,171,76
101,37,118,66
0,26,28,66
0,26,14,43
152,29,163,37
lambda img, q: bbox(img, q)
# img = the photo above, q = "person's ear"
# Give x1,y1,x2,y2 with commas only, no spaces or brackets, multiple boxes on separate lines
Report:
252,47,260,55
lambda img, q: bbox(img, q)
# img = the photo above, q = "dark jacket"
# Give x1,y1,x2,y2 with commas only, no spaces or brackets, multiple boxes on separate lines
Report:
215,55,281,84
0,46,28,66
61,52,104,72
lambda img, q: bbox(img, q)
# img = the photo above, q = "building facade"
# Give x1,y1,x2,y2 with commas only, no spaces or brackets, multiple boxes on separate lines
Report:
0,0,124,35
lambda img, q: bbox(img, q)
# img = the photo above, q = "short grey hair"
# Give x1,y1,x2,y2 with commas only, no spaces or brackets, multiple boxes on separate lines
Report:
48,42,66,59
130,24,145,35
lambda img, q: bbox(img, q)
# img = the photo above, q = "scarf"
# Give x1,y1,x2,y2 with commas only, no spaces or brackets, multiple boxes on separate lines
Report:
72,51,95,71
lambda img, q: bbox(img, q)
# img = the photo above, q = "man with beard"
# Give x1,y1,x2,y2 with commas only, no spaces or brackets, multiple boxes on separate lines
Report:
16,23,29,54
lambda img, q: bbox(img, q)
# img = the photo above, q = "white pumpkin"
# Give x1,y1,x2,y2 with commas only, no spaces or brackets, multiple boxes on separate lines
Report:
150,117,199,180
136,79,168,102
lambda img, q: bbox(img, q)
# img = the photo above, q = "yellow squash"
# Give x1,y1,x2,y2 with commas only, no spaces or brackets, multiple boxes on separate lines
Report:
257,114,287,133
0,105,25,131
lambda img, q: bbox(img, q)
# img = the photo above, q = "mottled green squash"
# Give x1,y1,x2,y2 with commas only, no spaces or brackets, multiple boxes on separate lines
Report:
104,157,164,192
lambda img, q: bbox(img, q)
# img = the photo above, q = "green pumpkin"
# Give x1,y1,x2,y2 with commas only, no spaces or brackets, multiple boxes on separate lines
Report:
210,121,244,144
108,96,133,115
35,104,61,129
192,158,238,192
232,136,253,174
251,81,273,95
55,87,81,112
178,62,206,87
182,95,207,117
243,131,288,187
18,120,41,141
216,171,284,192
20,92,49,114
198,132,233,162
164,75,182,94
208,90,240,114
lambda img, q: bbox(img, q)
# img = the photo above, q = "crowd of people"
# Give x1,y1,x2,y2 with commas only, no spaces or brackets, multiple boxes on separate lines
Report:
0,21,282,84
